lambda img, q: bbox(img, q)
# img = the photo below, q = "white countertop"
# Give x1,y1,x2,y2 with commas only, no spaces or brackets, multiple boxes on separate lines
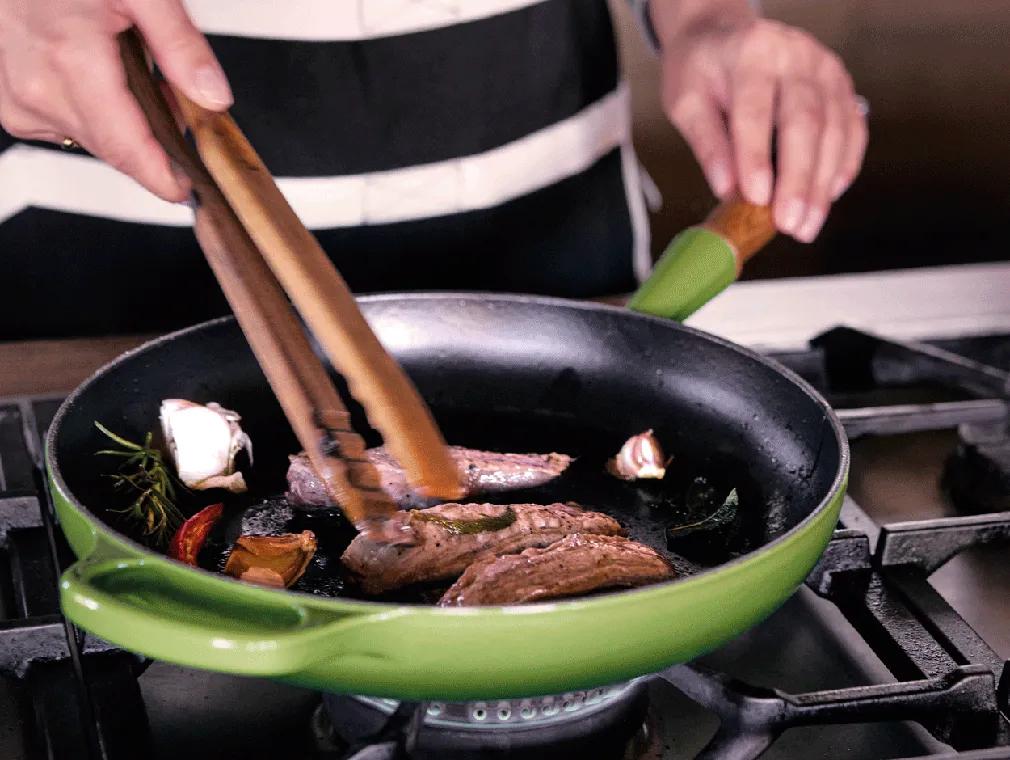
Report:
685,262,1010,351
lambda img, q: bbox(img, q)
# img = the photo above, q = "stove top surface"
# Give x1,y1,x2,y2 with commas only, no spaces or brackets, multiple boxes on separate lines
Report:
1,325,1007,760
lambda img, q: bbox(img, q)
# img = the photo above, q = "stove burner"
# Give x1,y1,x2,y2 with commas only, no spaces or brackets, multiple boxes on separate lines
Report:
355,680,642,728
323,680,649,759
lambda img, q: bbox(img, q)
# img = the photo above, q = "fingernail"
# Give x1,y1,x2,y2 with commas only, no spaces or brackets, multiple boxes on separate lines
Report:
796,208,826,243
831,177,847,201
193,65,233,109
709,162,733,198
777,198,805,234
748,169,773,206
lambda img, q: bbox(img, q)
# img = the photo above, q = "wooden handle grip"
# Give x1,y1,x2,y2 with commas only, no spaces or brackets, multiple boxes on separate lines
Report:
702,195,777,271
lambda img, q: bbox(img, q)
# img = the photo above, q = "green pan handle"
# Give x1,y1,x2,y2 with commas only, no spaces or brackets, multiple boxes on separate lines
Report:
60,556,403,676
627,195,777,321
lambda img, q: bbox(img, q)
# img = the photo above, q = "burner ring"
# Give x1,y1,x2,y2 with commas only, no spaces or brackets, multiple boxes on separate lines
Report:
353,679,644,730
323,679,651,758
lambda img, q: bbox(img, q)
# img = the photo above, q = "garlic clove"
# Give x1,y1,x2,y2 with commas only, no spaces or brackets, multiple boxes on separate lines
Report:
606,429,669,481
224,531,318,588
197,472,248,493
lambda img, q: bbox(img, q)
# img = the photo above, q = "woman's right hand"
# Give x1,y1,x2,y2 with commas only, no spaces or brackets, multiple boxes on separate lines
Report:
0,0,232,201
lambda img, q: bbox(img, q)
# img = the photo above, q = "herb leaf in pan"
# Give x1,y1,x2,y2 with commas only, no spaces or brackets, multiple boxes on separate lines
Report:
668,483,739,539
413,505,518,535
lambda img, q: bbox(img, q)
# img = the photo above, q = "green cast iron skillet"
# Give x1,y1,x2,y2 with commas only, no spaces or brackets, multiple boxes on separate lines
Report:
47,217,848,701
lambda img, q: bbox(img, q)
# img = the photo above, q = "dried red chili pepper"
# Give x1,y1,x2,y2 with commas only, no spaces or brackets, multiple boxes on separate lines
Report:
169,503,224,565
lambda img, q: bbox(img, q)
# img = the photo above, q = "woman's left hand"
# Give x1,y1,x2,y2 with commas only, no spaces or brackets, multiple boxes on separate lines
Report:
654,15,868,243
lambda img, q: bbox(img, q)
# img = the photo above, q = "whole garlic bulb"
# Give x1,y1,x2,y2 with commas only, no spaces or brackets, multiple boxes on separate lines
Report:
160,400,253,492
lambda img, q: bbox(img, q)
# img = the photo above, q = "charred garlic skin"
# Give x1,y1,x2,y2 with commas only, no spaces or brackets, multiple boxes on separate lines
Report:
223,531,318,588
607,430,669,481
159,400,253,493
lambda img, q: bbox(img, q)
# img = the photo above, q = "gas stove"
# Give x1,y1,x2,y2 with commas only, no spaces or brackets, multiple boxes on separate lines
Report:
1,275,1008,759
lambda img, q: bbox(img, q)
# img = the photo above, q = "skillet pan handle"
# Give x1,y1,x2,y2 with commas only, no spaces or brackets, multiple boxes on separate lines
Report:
627,195,776,320
60,556,401,676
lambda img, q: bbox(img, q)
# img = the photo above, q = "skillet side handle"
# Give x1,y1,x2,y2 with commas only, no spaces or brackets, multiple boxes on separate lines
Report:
627,195,776,321
60,556,397,677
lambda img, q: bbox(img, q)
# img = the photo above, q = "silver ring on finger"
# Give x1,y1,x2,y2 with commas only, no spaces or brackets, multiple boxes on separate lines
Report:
854,95,870,117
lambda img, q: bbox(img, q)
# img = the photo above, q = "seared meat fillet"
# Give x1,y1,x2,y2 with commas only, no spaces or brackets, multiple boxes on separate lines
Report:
439,533,674,606
287,446,573,508
341,503,621,594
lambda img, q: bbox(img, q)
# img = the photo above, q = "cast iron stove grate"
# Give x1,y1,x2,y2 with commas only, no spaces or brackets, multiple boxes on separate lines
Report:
0,326,1007,759
0,396,151,758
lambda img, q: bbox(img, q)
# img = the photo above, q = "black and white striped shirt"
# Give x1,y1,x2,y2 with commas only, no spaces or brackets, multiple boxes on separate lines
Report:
0,0,650,338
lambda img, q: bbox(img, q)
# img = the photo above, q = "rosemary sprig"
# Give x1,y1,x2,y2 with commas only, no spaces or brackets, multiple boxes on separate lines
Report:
95,421,186,547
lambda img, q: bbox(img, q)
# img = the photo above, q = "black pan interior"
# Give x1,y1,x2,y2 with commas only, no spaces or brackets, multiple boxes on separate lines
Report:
52,295,843,601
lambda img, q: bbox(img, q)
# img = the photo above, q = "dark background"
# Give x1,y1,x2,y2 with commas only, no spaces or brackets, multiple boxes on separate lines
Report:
611,0,1010,279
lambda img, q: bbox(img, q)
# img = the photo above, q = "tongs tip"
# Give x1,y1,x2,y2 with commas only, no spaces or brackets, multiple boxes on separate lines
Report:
415,481,466,502
355,517,417,546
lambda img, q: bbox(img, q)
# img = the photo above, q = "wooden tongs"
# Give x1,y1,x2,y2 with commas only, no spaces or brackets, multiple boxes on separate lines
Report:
117,30,463,541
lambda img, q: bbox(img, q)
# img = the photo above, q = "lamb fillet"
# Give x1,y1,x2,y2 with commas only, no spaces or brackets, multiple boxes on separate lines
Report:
287,447,572,508
341,503,621,594
439,533,674,606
